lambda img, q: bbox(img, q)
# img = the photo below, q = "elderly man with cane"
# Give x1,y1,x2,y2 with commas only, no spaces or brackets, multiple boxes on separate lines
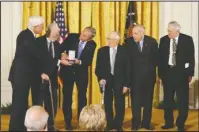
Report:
36,22,72,131
95,31,130,131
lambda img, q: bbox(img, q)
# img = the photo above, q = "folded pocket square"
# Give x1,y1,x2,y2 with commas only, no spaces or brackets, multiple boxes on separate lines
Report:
185,63,189,68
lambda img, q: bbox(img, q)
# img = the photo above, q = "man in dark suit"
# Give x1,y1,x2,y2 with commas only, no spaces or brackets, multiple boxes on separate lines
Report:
124,24,158,130
8,16,69,131
158,21,195,131
95,31,130,131
8,16,50,131
59,27,97,130
36,22,72,131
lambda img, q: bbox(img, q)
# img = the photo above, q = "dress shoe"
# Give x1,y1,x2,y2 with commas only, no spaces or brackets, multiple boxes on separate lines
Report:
177,126,185,131
65,124,73,130
131,125,141,131
161,124,174,129
141,124,155,130
51,129,60,131
48,127,58,131
116,128,123,131
105,125,113,131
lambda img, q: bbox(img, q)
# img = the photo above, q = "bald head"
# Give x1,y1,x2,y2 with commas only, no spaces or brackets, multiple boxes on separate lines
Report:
107,31,120,47
24,106,49,131
132,24,145,42
46,22,60,41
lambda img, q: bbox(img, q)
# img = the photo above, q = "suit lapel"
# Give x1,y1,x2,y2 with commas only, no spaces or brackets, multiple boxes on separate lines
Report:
166,36,170,54
142,36,147,53
42,36,49,55
114,45,120,66
54,41,59,59
80,41,89,57
75,39,80,58
107,47,111,70
176,33,182,54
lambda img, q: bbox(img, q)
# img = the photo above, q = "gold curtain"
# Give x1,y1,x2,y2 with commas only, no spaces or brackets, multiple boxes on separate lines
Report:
23,2,159,108
135,2,160,105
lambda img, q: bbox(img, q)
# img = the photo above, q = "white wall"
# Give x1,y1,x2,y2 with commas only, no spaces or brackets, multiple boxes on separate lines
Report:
1,2,23,105
159,2,199,102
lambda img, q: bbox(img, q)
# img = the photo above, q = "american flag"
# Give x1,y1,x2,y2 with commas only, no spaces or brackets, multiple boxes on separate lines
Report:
124,1,136,38
55,1,66,108
55,1,67,39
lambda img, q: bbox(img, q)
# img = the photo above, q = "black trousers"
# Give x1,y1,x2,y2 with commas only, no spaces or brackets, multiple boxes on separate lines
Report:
104,75,125,129
31,73,42,105
62,72,88,125
9,73,39,131
131,75,155,128
162,67,189,128
38,80,58,131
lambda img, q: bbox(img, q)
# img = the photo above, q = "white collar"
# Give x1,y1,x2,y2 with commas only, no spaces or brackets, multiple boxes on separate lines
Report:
170,35,179,42
80,40,87,44
46,37,55,43
110,45,118,51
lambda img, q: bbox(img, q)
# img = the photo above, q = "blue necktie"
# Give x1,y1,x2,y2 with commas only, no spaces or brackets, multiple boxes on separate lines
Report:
78,41,84,59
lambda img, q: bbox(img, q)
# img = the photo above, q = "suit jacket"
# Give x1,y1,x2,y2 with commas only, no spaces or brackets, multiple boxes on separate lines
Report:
36,35,61,86
95,45,131,90
124,35,158,85
8,29,53,83
158,33,195,79
59,33,96,78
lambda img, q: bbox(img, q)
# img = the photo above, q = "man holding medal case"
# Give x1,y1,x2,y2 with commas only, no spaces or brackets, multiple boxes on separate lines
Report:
59,27,97,130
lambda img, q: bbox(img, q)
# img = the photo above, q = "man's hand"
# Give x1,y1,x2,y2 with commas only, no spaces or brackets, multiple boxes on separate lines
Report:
41,73,49,81
61,59,72,66
123,87,129,94
99,79,106,86
73,58,81,65
188,76,192,83
61,51,68,60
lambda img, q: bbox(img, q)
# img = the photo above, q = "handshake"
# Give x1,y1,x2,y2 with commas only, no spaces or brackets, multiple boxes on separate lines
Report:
60,51,81,65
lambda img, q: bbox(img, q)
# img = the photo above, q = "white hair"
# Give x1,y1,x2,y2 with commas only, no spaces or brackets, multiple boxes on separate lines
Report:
108,31,120,40
168,21,181,32
28,15,44,30
79,104,106,131
24,106,49,131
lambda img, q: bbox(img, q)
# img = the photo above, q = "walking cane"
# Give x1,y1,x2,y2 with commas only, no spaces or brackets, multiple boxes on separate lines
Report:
48,80,55,119
41,79,57,131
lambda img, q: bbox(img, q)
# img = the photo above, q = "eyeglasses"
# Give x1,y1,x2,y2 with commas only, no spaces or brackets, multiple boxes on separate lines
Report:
106,37,118,41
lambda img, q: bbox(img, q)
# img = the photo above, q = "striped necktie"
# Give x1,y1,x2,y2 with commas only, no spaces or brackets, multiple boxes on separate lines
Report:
172,38,177,66
111,48,117,75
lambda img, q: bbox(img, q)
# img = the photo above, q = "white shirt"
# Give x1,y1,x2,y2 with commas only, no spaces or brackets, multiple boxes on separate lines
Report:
46,38,61,66
109,46,118,72
79,40,87,49
78,40,87,65
168,36,179,65
139,36,144,52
